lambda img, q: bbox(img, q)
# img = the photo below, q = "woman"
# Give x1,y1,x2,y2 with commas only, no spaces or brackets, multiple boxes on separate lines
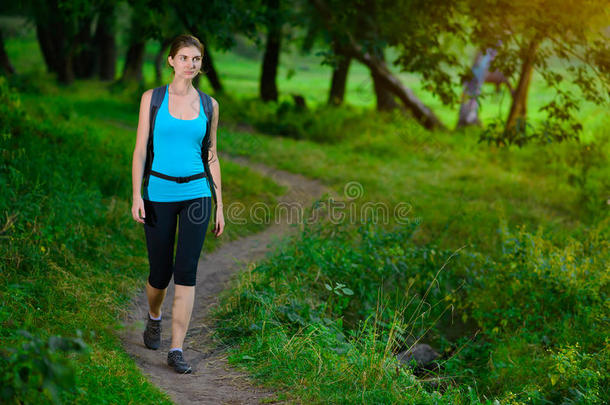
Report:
131,34,224,374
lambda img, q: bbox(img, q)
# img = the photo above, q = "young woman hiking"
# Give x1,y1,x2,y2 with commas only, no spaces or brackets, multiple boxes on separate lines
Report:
130,34,224,374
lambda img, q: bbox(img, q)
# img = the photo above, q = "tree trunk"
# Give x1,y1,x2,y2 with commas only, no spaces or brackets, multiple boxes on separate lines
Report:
371,49,399,111
194,36,223,91
184,29,223,92
95,5,117,81
0,29,16,75
36,20,60,74
457,50,495,128
173,4,225,93
310,0,444,130
73,16,97,79
328,44,351,106
362,51,442,129
260,0,281,102
155,37,173,84
506,38,539,131
121,41,146,83
35,5,74,84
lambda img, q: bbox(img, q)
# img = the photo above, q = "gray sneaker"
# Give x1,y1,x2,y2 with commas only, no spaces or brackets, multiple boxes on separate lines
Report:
167,350,192,374
143,315,161,350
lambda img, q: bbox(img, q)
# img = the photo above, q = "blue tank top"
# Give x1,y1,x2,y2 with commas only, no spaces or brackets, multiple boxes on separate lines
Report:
143,85,212,202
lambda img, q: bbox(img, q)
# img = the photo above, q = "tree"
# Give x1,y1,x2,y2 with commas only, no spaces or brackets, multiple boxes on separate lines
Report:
0,29,16,76
327,42,352,106
94,3,118,81
260,0,282,102
119,0,162,84
370,49,400,111
171,0,263,93
297,7,353,106
23,0,119,84
31,0,78,84
309,0,462,129
154,37,173,84
468,0,610,145
72,13,97,79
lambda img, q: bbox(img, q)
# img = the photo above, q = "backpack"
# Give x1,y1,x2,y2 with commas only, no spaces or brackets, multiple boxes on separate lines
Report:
142,85,218,208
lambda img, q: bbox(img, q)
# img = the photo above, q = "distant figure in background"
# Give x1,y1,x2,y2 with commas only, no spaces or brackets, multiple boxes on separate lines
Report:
131,34,224,374
457,48,513,128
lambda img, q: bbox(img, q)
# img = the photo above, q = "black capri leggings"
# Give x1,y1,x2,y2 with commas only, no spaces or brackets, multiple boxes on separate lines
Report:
143,197,212,289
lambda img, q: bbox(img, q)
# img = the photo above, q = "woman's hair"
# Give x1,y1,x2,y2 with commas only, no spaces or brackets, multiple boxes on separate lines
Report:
167,34,205,73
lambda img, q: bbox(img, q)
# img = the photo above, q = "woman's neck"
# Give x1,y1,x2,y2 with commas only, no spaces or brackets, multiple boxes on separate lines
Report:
169,78,193,96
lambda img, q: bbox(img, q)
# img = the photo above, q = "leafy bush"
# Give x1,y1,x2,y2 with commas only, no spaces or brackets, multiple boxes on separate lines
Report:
453,216,609,402
0,329,91,404
547,342,609,404
212,194,609,402
463,217,609,343
211,211,474,402
0,76,160,403
218,93,384,144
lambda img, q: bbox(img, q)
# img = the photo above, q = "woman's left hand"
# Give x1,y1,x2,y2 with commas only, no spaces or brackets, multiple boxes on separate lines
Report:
213,205,224,237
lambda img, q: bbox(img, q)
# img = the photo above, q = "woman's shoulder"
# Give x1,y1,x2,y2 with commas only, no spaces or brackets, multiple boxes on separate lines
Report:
144,84,168,96
140,88,154,104
210,96,219,111
140,85,167,105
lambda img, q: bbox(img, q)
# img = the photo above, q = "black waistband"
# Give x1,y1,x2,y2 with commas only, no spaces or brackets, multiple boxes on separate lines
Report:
150,170,207,184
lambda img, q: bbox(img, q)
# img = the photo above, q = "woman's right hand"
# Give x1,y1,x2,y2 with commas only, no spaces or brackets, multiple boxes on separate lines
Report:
132,196,146,224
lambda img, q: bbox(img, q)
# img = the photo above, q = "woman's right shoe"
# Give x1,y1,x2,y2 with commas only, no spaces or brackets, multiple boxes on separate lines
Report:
167,350,192,374
143,315,161,350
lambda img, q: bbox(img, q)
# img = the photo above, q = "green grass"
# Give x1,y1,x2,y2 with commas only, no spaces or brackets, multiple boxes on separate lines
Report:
210,212,609,403
0,76,174,403
220,114,607,256
2,19,609,404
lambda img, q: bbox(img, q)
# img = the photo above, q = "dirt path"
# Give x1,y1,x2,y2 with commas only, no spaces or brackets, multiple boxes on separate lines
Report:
118,153,338,404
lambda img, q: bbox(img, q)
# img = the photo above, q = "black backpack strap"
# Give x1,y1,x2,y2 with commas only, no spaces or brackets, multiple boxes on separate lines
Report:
200,90,213,122
197,89,218,208
143,86,166,189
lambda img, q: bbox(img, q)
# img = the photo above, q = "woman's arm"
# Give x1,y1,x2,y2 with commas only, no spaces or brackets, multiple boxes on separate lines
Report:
208,97,223,209
132,89,153,198
131,89,152,223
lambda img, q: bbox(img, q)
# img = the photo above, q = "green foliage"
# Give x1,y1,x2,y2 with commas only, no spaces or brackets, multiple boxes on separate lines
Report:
547,342,609,404
0,76,174,404
220,93,377,144
449,216,610,402
564,133,610,218
211,215,473,402
478,89,589,148
464,217,609,341
0,329,91,404
467,0,610,139
212,195,609,402
3,25,609,403
478,117,558,148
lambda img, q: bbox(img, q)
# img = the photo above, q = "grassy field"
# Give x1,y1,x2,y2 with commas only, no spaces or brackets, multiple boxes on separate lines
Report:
2,22,609,404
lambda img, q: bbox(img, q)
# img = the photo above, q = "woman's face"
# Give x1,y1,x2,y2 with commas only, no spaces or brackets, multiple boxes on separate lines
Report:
168,46,202,79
